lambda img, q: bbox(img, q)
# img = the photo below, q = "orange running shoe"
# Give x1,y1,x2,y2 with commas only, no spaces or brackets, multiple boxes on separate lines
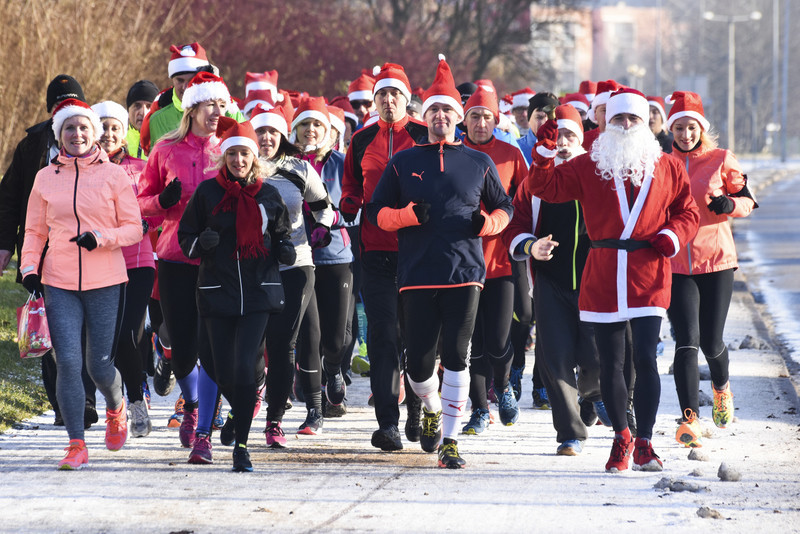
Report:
676,408,703,448
105,398,128,451
167,394,185,428
58,439,88,470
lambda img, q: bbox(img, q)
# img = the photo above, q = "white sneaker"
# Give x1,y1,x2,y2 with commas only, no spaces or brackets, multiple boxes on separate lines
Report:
130,399,152,438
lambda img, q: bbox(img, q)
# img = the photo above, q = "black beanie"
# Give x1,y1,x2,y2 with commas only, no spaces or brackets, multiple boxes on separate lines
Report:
126,80,160,109
46,74,85,113
456,82,478,105
527,92,560,120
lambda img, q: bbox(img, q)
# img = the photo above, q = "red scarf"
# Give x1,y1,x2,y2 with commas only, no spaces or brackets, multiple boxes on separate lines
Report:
212,168,267,259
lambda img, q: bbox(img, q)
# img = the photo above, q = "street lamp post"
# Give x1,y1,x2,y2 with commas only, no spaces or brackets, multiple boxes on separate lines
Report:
703,10,762,151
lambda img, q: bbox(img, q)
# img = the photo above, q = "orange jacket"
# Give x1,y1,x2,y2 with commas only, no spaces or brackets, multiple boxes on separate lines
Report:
669,147,754,275
21,148,143,291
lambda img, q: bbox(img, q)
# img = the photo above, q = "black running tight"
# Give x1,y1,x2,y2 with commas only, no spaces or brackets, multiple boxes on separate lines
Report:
115,267,155,403
156,260,199,380
668,269,734,415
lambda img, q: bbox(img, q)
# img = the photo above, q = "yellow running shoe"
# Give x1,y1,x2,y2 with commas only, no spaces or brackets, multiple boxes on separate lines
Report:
712,383,734,428
675,408,702,448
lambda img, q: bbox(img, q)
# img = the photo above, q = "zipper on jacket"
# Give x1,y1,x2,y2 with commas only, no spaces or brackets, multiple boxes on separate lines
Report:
388,128,393,159
572,200,579,291
72,159,82,291
684,155,693,275
439,143,444,172
236,251,244,316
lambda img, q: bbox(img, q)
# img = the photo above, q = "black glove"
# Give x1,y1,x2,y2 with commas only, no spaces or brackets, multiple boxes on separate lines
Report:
70,231,97,250
141,219,149,235
471,209,486,235
277,240,296,265
339,197,361,223
22,274,43,295
159,178,182,209
199,228,220,251
707,195,734,215
412,201,430,224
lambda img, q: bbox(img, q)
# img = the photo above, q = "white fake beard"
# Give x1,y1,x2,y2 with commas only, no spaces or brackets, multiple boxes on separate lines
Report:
590,124,662,187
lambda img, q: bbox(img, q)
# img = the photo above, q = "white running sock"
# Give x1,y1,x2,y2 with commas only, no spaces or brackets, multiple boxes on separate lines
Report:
441,368,470,441
408,374,442,413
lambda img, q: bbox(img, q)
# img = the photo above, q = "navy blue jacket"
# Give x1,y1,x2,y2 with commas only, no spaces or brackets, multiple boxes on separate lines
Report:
367,140,513,291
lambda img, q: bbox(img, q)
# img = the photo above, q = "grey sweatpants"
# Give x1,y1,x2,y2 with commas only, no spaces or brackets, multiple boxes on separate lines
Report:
44,284,123,442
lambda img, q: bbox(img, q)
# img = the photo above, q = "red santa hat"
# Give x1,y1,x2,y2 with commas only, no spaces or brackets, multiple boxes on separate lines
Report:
511,87,536,110
245,70,279,99
243,89,276,116
91,100,129,137
52,98,103,140
499,94,514,115
555,104,584,144
216,116,259,156
363,110,379,127
181,71,231,110
372,63,412,102
665,91,710,131
330,95,358,126
250,103,289,139
647,95,668,125
422,54,464,121
348,71,376,102
579,80,597,102
588,79,623,123
560,92,590,114
328,105,346,149
606,88,650,124
474,79,497,94
464,87,499,122
168,42,209,78
291,96,330,146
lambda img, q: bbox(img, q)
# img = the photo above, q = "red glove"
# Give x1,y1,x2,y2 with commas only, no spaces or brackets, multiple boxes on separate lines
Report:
649,233,675,257
536,119,558,144
532,119,558,167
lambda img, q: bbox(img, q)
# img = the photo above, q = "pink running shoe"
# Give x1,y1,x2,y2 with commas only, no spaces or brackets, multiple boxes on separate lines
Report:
58,439,88,470
188,433,213,464
180,408,198,448
265,421,287,448
105,398,128,451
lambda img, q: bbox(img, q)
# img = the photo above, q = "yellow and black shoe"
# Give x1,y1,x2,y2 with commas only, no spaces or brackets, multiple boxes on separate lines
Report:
437,438,466,469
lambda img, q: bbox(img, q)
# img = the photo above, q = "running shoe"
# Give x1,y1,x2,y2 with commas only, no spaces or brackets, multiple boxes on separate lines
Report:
254,383,265,418
557,439,584,456
153,335,175,397
437,438,466,469
420,408,442,453
232,443,253,472
405,395,422,442
371,425,403,451
593,400,613,427
84,403,98,430
495,384,520,425
297,408,323,435
462,407,490,435
265,421,287,448
579,397,598,427
105,398,128,451
219,412,235,446
188,433,213,464
632,437,663,471
179,408,198,448
532,387,550,410
212,396,225,430
605,433,634,473
58,439,88,470
142,380,151,410
130,399,152,438
509,365,524,401
324,399,347,418
351,348,370,376
712,383,734,428
324,362,346,406
167,394,184,429
676,409,703,448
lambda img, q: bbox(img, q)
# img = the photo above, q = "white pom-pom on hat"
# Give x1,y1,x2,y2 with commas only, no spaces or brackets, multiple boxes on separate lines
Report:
438,53,446,61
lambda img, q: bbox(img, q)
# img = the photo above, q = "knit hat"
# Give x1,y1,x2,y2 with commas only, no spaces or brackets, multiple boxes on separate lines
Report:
52,98,103,140
579,80,597,102
560,92,589,114
511,87,536,109
555,104,584,144
243,89,276,116
216,116,259,156
588,80,623,123
464,87,499,122
245,70,279,100
291,96,330,147
606,88,650,124
46,74,85,113
91,101,129,137
348,71,375,102
456,82,478,105
250,103,289,139
665,91,710,131
645,95,667,126
126,80,159,109
527,92,559,119
168,43,209,78
181,71,231,110
330,95,358,127
407,94,422,116
421,55,464,121
372,63,412,102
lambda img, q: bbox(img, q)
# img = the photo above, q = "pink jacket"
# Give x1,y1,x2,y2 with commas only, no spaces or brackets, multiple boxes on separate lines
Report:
669,147,754,275
21,148,143,291
116,153,156,270
137,132,221,265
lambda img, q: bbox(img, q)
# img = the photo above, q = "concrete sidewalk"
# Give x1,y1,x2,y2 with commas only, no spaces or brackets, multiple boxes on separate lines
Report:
1,264,799,533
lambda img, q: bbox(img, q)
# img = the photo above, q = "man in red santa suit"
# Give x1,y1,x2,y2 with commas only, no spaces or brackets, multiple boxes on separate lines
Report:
527,88,699,473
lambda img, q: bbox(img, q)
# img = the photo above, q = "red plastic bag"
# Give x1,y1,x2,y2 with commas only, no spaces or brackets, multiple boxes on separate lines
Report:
16,294,52,359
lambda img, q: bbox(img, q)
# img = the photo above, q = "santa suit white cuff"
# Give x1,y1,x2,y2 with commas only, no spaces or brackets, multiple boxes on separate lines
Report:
509,233,537,261
658,229,680,258
536,145,558,159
